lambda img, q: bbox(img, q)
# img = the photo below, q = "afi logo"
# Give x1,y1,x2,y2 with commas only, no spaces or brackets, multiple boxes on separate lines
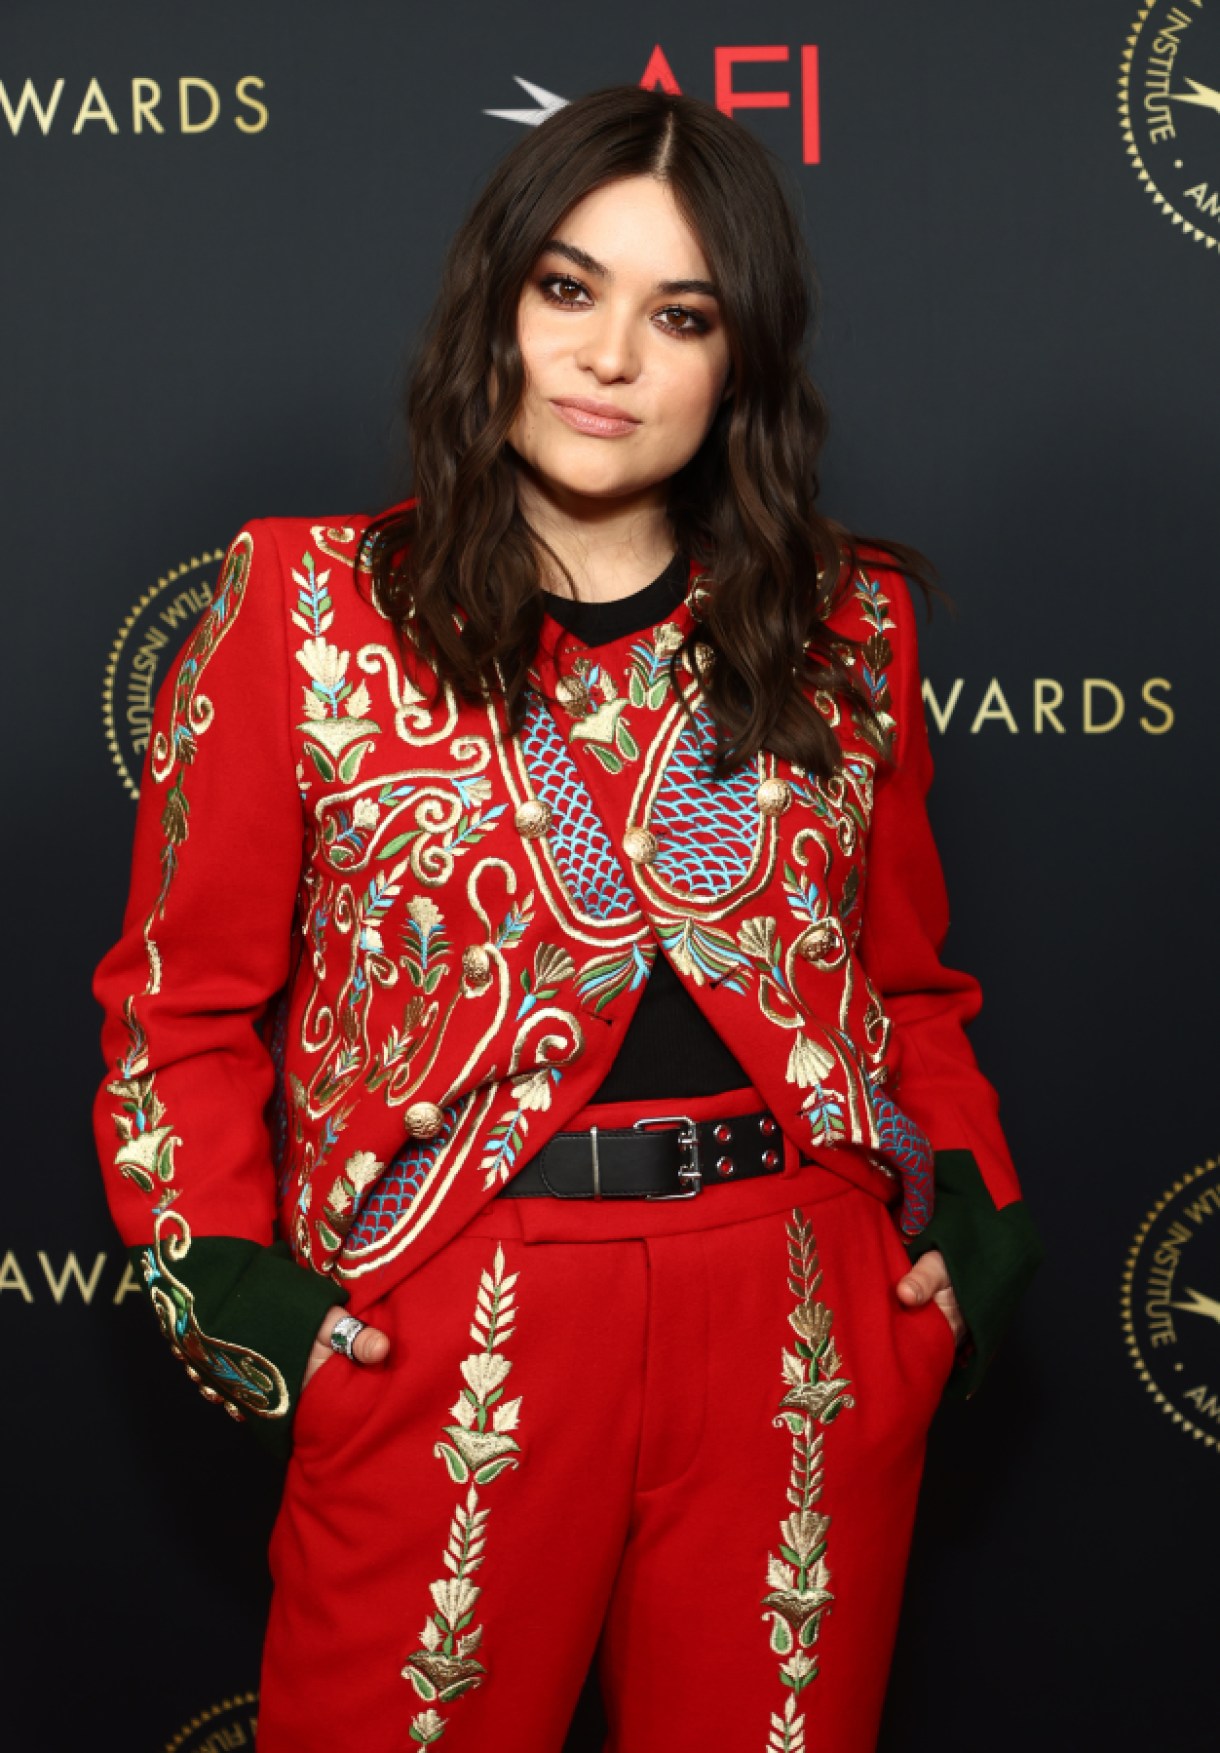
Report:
486,43,822,164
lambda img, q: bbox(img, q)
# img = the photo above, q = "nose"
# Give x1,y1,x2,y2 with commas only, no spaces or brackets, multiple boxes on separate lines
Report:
574,302,641,383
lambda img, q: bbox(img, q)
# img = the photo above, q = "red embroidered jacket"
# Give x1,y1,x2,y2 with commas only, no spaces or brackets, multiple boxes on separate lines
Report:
94,515,1040,1453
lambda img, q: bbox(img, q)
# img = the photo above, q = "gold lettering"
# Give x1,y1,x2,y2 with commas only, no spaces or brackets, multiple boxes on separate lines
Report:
0,1251,34,1302
1185,182,1220,218
1185,1186,1220,1225
198,1727,247,1752
131,78,164,135
1033,678,1065,734
969,678,1018,735
160,587,208,630
1184,1384,1220,1422
1083,678,1124,734
1139,677,1173,734
920,677,963,733
235,75,269,134
72,77,119,135
180,76,220,135
113,1259,145,1304
38,1251,107,1305
0,76,65,135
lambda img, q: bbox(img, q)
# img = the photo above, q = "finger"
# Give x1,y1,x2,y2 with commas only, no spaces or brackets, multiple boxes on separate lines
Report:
310,1309,392,1371
895,1252,949,1306
350,1323,391,1367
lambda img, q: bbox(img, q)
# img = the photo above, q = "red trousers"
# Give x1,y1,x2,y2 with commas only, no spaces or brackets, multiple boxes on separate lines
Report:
260,1091,956,1752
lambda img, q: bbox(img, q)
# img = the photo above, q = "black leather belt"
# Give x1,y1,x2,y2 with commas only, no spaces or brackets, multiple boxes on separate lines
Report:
498,1109,786,1201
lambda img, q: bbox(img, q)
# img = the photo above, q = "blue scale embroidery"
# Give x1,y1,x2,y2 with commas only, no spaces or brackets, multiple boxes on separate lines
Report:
519,693,636,921
868,1088,935,1237
650,706,759,899
345,1135,441,1252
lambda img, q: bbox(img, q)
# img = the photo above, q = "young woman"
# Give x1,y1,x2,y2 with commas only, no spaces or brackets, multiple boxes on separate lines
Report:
95,85,1041,1753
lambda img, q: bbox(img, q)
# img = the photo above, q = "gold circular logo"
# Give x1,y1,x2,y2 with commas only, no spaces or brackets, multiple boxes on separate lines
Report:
103,552,224,799
164,1691,258,1752
1121,1156,1220,1449
1119,1,1220,252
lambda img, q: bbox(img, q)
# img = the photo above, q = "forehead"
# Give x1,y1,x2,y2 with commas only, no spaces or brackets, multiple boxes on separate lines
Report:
547,176,712,277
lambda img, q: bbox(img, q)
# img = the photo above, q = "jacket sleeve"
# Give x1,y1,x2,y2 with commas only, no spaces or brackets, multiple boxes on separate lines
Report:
93,521,345,1457
856,568,1043,1398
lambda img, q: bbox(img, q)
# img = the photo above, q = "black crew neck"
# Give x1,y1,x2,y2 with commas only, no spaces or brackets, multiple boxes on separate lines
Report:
541,550,688,649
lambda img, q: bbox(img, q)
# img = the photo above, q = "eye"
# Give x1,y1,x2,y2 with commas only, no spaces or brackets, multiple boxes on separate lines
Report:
655,305,711,338
538,274,591,307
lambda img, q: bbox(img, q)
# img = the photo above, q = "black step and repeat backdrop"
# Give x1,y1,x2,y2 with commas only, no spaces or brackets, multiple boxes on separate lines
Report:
4,2,1218,1749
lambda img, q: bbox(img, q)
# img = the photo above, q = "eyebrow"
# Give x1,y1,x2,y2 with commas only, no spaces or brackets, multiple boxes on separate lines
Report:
539,238,719,300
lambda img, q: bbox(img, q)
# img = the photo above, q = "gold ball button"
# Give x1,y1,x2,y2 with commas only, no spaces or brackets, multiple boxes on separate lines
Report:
622,824,658,866
514,799,552,839
405,1101,446,1140
799,925,838,962
555,676,590,715
462,945,492,989
757,777,792,818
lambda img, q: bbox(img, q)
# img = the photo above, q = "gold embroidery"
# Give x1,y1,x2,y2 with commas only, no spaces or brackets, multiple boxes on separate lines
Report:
107,1000,287,1422
144,1205,289,1422
404,1244,523,1742
762,1209,855,1750
143,530,254,992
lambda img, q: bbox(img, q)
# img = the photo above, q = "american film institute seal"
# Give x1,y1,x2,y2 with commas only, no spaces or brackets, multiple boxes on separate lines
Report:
1119,0,1220,251
163,1690,259,1751
103,551,224,799
1121,1157,1220,1449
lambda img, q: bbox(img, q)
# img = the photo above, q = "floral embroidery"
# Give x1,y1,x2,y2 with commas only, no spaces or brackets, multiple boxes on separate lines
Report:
556,655,640,773
404,1244,523,1743
107,999,287,1422
292,551,381,780
574,939,656,1013
846,575,896,755
401,896,451,995
626,619,685,710
762,1209,855,1751
107,998,181,1193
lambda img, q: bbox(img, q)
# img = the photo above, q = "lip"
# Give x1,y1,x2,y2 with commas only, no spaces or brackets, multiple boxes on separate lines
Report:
549,397,641,438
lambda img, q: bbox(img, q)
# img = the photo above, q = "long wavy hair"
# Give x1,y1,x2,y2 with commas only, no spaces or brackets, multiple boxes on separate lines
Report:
363,85,931,778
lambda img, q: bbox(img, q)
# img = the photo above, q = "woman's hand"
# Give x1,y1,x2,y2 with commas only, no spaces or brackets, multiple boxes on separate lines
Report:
895,1248,968,1348
302,1306,392,1389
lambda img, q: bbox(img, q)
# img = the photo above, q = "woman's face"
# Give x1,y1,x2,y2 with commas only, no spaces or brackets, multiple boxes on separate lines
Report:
506,175,731,520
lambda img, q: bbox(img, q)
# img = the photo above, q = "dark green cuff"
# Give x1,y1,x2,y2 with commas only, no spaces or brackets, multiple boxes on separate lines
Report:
905,1150,1044,1400
130,1233,347,1460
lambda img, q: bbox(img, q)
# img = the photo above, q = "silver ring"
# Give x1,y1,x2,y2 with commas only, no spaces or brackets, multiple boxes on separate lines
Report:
329,1315,366,1360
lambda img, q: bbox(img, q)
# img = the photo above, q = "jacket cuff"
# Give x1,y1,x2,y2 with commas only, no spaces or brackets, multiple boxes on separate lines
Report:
130,1235,347,1460
905,1149,1044,1400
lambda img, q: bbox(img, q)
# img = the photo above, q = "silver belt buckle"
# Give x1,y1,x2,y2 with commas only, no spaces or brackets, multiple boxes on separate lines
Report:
633,1114,702,1199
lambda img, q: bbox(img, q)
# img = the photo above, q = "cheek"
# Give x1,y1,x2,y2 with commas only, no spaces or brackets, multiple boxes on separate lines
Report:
666,356,731,441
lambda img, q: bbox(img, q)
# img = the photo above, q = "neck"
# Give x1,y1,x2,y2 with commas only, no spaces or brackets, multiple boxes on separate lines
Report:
514,468,675,603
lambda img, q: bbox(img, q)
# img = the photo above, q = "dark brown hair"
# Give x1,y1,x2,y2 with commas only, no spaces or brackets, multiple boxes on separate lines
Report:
363,85,931,777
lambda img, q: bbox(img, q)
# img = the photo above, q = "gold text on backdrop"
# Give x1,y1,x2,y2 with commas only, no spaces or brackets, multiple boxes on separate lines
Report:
0,76,269,136
922,677,1174,735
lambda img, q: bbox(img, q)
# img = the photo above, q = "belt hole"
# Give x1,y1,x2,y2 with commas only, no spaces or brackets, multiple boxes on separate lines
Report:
759,1115,777,1136
714,1122,733,1143
762,1148,781,1169
716,1155,735,1176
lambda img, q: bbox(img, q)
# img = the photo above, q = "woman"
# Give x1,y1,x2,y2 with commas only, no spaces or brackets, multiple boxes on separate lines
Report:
95,86,1041,1753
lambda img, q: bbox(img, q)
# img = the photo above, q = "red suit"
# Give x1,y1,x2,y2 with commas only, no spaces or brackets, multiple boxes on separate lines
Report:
93,515,1040,1750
